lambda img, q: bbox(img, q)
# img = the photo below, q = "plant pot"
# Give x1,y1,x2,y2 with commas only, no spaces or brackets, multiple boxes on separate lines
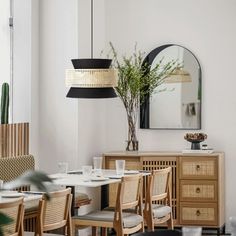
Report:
190,141,202,150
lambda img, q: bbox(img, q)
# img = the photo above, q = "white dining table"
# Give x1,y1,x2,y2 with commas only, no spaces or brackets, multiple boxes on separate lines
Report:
49,169,149,215
50,170,121,187
0,191,42,203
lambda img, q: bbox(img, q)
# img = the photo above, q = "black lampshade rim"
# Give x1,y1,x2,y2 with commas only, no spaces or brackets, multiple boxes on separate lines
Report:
66,87,117,99
71,58,112,69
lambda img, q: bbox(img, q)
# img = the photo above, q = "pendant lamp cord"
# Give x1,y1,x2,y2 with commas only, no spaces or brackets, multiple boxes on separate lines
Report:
91,0,93,59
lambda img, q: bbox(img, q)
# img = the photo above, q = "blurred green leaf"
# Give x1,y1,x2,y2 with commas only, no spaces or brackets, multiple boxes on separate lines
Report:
3,170,52,199
0,212,13,236
0,170,53,235
0,212,13,225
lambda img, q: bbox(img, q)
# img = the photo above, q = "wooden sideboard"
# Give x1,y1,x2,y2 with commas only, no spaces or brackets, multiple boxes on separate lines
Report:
103,151,225,231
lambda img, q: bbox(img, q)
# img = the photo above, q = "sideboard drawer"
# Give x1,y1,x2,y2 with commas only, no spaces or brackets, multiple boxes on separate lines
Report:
180,203,217,226
180,180,217,202
180,157,217,179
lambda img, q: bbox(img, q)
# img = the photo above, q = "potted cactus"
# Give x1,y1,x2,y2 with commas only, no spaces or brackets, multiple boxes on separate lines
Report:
1,82,9,124
0,82,29,157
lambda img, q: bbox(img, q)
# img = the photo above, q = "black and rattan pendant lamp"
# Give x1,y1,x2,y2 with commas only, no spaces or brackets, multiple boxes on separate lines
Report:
65,0,118,98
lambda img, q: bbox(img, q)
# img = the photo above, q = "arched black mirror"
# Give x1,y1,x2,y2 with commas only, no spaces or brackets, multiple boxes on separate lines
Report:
140,44,201,129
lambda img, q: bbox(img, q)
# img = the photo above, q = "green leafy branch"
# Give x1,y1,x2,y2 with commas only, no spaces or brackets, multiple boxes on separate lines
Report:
109,42,177,117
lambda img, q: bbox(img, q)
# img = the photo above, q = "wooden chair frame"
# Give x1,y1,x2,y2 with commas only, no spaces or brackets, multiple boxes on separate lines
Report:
36,188,72,236
72,174,144,236
143,167,173,231
0,197,24,236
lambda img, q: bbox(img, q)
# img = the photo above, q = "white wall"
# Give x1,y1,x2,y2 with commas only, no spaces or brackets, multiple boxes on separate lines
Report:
101,0,236,229
38,0,109,173
36,0,236,230
10,0,40,164
30,0,39,163
38,3,105,230
38,0,79,173
13,0,31,123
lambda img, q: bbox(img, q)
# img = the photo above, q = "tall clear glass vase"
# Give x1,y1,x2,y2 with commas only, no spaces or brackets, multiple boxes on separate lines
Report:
126,113,138,151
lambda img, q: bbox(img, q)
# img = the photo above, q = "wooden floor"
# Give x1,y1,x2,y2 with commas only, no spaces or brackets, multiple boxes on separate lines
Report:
77,227,230,236
107,228,230,236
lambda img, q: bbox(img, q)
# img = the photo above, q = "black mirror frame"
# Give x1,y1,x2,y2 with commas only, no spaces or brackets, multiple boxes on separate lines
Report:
140,44,202,130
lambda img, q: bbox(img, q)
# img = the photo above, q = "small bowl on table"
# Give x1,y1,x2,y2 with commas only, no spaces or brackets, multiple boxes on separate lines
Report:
184,133,207,150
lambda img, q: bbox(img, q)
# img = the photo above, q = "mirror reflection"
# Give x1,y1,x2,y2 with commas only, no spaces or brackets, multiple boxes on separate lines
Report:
140,44,201,129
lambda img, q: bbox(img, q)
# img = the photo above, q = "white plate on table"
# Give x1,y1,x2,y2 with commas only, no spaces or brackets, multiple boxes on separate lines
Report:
90,177,109,181
124,170,140,174
22,191,43,195
107,175,122,179
1,192,25,198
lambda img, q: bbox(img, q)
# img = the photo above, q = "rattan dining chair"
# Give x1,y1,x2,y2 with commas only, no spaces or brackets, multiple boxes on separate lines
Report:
143,167,173,231
72,174,144,236
25,188,72,236
0,197,24,236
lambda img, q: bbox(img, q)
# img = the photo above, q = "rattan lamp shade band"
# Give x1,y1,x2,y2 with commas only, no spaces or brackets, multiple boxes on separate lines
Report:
65,69,118,88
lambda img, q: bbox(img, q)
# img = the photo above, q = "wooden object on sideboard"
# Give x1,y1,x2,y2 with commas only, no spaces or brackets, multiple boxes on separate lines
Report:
103,151,225,232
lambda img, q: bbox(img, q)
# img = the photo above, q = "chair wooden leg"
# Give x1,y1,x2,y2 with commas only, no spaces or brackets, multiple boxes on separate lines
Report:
144,210,154,231
72,220,76,236
101,227,107,236
67,216,72,236
167,213,173,230
141,222,145,233
20,215,24,236
92,226,98,236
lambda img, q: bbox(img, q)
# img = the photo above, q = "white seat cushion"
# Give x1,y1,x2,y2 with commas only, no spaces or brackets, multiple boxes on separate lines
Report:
152,204,172,218
74,210,143,228
24,199,39,213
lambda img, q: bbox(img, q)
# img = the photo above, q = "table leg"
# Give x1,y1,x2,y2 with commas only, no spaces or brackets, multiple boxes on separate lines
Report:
101,185,109,209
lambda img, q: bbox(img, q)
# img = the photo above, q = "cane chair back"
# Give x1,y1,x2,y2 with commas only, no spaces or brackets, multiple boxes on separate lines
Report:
121,174,141,208
144,167,173,231
0,155,37,232
0,197,24,236
0,155,35,192
72,174,144,236
114,174,144,235
152,168,170,201
37,188,72,236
